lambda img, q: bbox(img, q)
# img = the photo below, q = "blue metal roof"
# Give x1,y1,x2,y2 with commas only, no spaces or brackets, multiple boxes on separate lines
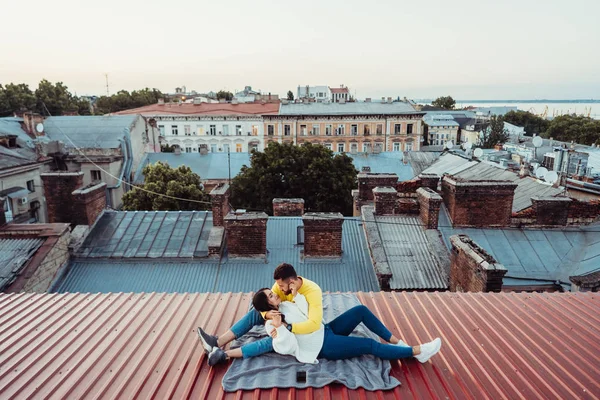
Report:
438,206,600,288
0,117,34,148
53,214,380,293
0,238,44,291
134,152,415,184
43,115,139,149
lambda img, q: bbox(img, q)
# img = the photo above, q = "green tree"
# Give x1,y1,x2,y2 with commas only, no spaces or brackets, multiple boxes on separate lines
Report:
230,142,358,215
216,90,233,101
478,115,510,148
73,97,92,115
0,83,36,117
431,96,456,110
161,144,176,153
122,162,210,211
543,114,600,146
287,90,294,101
35,79,79,115
503,110,549,137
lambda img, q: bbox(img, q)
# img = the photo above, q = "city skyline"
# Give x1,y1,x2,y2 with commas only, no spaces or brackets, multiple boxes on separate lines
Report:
2,0,599,99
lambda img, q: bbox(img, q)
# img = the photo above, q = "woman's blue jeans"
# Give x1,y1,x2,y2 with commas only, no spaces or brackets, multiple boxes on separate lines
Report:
230,308,273,358
318,305,413,360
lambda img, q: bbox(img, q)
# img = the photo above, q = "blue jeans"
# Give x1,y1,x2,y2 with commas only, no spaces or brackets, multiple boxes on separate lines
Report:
230,308,273,358
318,305,413,360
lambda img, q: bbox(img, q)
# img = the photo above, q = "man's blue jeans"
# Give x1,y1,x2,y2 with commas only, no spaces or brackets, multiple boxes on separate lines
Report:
318,305,413,360
230,308,273,358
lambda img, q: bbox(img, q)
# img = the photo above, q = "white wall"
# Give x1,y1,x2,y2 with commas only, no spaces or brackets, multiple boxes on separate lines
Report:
158,116,264,153
0,165,46,223
297,86,330,101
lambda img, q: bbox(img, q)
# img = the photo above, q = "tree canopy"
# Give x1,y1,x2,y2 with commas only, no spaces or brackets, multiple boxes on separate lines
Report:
287,90,294,101
122,162,210,211
216,90,234,101
0,83,37,116
230,142,358,215
478,115,510,148
431,96,456,110
503,110,549,137
94,88,163,114
543,115,600,146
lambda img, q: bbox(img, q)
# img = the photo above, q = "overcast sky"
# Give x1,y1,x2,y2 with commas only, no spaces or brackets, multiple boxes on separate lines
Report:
2,0,599,99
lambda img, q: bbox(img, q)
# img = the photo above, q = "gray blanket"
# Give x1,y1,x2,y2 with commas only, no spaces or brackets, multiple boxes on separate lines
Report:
221,293,401,391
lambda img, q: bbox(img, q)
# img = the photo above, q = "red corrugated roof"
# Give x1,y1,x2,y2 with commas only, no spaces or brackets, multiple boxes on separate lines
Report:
114,102,279,116
330,87,350,94
0,291,598,399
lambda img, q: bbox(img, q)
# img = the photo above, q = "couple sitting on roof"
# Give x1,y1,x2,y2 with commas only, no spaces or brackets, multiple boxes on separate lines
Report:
198,263,442,366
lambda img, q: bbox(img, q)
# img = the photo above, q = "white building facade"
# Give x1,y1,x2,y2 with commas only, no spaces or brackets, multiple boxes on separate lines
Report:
297,85,331,102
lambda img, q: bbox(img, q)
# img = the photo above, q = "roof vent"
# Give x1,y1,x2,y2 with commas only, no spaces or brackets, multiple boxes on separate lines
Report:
362,166,371,172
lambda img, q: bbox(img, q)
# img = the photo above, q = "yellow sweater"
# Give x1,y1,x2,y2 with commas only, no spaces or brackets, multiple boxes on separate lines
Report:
270,277,323,335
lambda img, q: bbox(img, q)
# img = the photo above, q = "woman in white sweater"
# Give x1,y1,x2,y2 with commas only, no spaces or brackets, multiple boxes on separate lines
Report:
252,284,442,364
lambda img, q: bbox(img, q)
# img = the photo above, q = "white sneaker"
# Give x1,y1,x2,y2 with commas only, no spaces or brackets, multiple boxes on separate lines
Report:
414,338,442,363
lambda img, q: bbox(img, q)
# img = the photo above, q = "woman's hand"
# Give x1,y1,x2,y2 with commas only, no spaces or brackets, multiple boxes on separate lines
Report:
271,313,283,328
289,281,298,297
265,310,281,320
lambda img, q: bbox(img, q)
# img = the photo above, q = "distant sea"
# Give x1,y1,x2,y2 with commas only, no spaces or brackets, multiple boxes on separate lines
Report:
421,100,600,119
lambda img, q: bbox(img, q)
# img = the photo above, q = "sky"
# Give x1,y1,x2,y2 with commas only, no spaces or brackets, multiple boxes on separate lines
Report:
1,0,599,100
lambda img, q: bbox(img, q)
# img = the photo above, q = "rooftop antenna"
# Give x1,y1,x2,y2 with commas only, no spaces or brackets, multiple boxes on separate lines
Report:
104,73,110,96
473,148,484,158
545,170,559,185
535,166,548,179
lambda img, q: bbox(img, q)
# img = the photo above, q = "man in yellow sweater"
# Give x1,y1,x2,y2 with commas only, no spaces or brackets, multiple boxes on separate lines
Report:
198,263,323,366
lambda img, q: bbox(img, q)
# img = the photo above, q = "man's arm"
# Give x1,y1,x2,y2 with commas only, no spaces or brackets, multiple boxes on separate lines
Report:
291,286,322,334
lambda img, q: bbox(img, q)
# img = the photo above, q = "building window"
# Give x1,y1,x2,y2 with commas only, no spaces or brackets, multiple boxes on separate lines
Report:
351,124,358,135
268,125,274,136
236,125,243,136
197,125,204,135
223,125,229,135
407,124,413,134
252,125,258,136
284,124,291,136
223,144,230,153
300,125,307,136
406,143,413,151
363,143,371,153
393,142,400,152
364,125,370,136
337,124,345,135
350,143,358,152
159,125,165,136
26,180,35,192
210,125,216,135
337,143,345,152
394,124,402,135
324,143,332,150
236,143,243,152
376,124,383,135
91,170,102,181
210,144,217,153
171,125,178,135
325,124,332,136
312,125,320,135
185,146,192,153
374,142,383,152
184,125,191,136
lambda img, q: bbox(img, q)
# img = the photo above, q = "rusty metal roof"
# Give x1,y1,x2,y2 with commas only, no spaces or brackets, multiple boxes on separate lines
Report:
1,291,598,399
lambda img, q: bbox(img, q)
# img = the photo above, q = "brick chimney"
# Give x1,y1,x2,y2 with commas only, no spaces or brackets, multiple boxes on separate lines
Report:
210,184,230,227
418,173,440,191
450,234,507,292
71,182,107,225
358,173,398,202
0,198,6,226
22,112,45,137
531,196,572,226
417,187,443,229
224,212,268,258
302,212,343,257
41,172,84,223
273,198,304,216
373,187,397,216
441,176,518,227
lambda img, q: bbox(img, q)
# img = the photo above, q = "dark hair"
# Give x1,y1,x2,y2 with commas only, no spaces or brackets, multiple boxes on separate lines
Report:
252,288,286,323
273,263,297,281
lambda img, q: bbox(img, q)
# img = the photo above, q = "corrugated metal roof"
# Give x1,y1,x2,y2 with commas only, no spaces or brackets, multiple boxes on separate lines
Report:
43,115,140,149
438,205,600,288
346,152,414,181
453,161,564,212
280,102,420,116
0,118,34,148
375,216,448,290
0,238,44,291
422,153,478,176
55,216,380,293
76,211,213,258
0,291,597,399
404,151,442,176
115,102,280,116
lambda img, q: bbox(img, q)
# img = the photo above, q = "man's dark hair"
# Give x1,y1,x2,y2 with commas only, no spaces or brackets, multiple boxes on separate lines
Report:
273,263,297,280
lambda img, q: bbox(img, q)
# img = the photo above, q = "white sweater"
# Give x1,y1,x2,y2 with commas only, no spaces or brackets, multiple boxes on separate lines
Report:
265,293,324,364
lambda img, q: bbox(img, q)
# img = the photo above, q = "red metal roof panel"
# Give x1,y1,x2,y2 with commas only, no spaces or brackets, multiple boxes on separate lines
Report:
114,102,280,116
0,291,598,399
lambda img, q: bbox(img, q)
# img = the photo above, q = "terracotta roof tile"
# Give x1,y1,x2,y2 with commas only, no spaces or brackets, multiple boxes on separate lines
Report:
115,102,279,116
